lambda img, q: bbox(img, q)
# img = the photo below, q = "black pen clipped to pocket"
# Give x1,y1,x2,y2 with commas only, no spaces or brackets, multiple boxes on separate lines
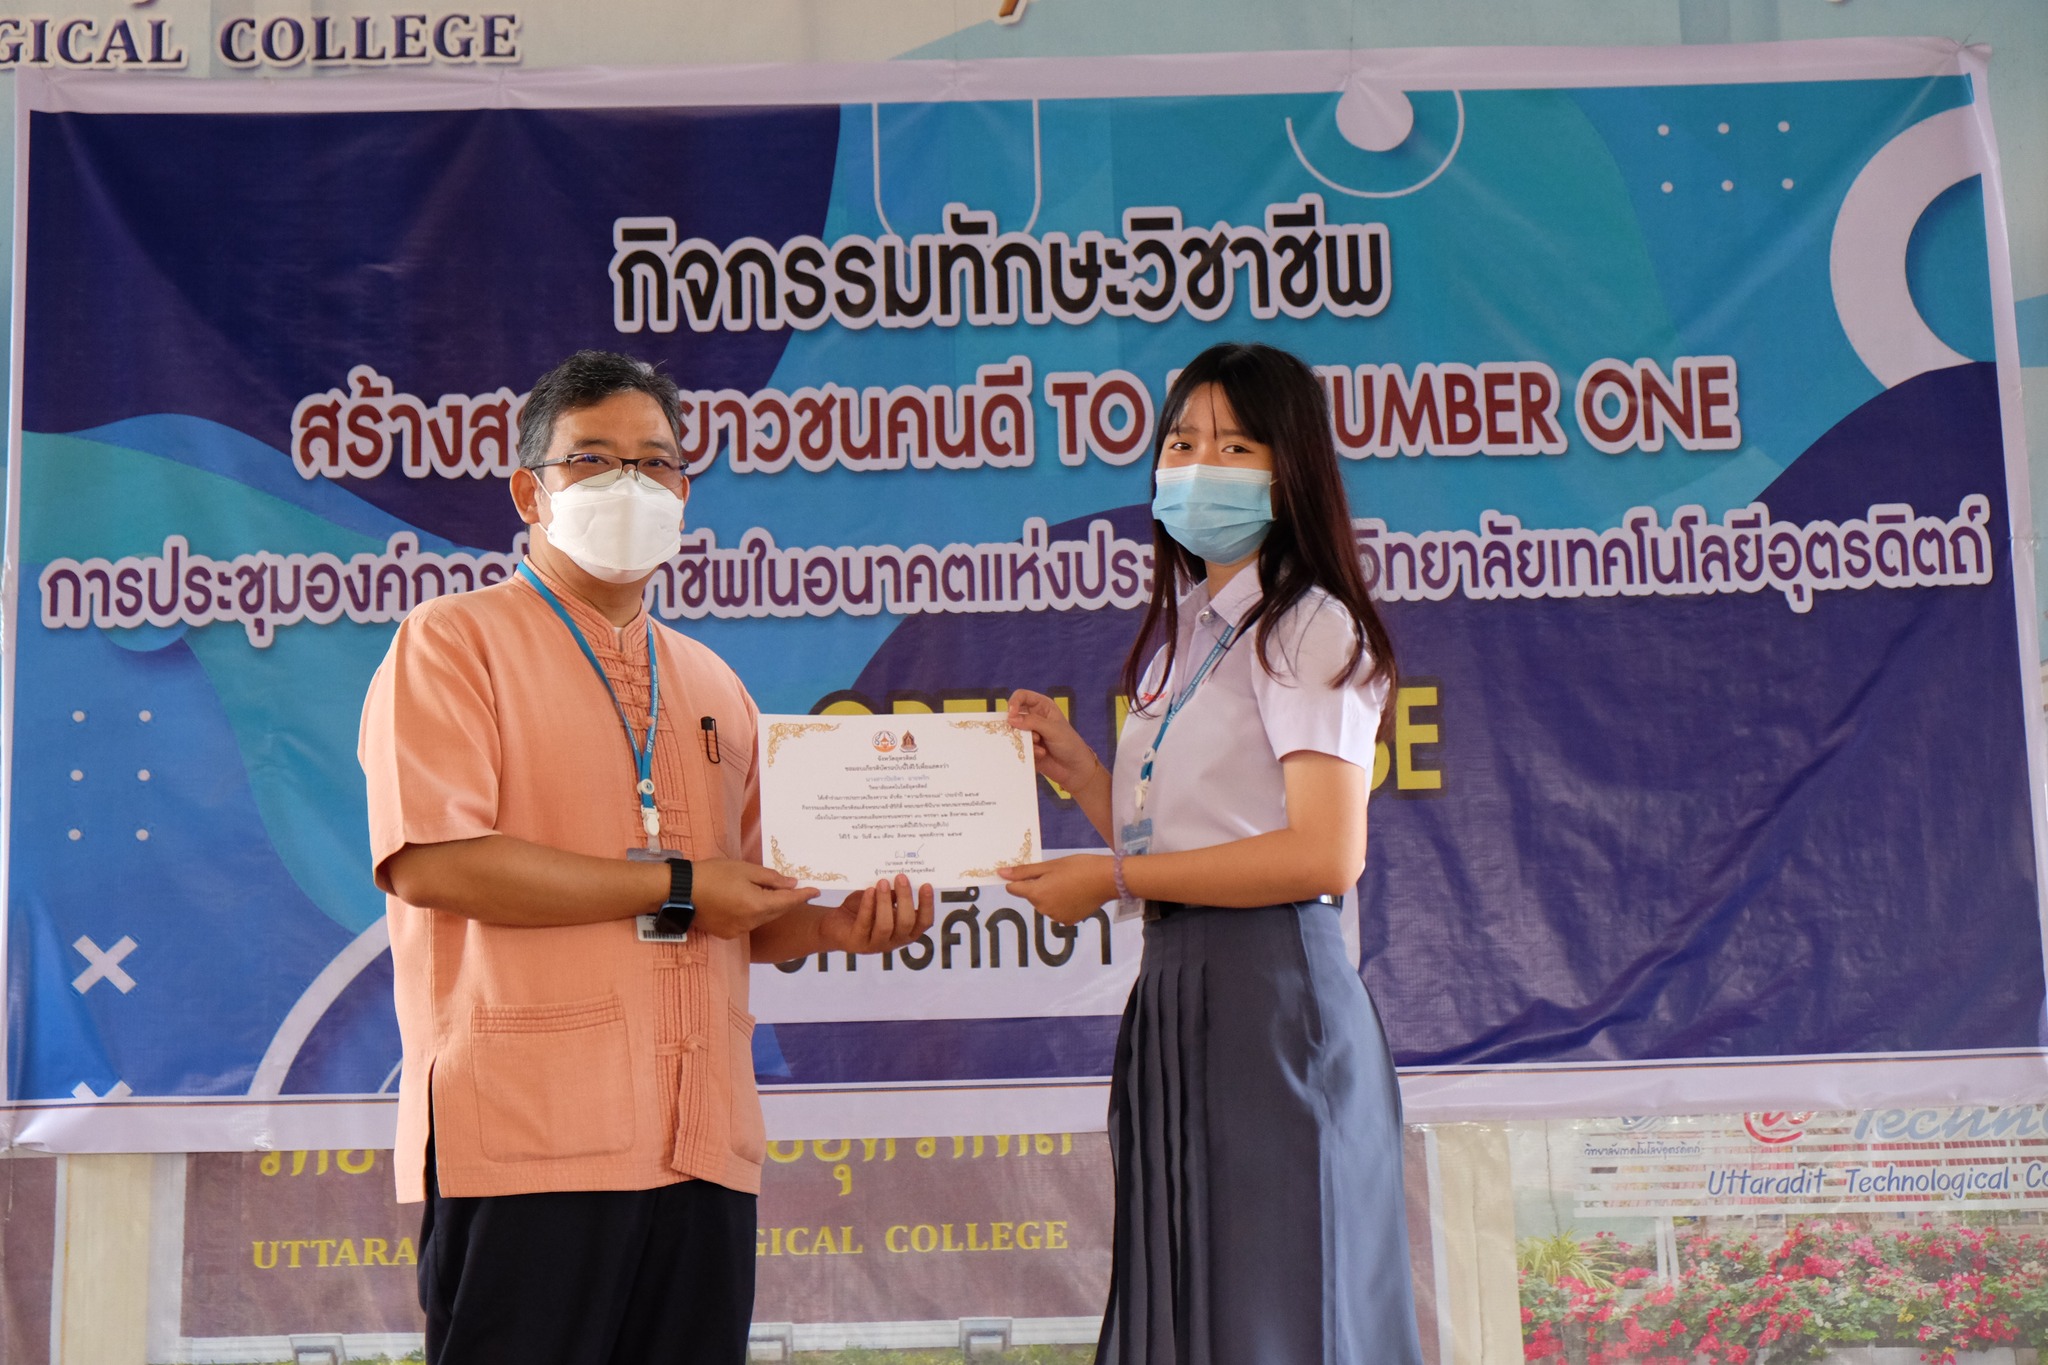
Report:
700,715,721,764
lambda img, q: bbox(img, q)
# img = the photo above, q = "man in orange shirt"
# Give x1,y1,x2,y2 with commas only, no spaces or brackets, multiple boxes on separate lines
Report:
359,350,932,1365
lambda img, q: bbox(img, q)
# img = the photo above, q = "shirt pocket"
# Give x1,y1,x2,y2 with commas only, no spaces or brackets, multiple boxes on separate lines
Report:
469,993,636,1163
726,1001,766,1166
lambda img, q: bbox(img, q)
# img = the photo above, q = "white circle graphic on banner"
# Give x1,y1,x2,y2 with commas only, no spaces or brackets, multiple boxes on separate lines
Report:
1829,105,1985,389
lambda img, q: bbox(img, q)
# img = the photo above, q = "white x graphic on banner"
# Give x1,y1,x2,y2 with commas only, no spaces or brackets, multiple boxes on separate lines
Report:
71,934,138,994
71,1080,133,1101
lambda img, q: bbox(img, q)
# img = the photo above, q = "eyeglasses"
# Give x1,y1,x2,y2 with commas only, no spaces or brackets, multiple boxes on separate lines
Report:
532,452,688,491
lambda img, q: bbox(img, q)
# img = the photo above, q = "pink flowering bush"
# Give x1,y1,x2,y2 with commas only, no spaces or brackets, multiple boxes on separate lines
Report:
1520,1221,2048,1364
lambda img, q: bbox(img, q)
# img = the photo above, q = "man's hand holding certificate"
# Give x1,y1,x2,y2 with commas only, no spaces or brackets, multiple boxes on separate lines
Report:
758,715,1043,887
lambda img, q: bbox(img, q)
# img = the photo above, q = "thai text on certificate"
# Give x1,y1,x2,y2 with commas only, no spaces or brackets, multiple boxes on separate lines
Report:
757,715,1042,886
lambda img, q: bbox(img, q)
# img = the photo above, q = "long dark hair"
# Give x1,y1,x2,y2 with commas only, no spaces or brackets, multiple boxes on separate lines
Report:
1120,342,1397,735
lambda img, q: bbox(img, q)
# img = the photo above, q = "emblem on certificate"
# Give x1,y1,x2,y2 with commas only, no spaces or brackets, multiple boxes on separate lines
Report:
758,714,1042,886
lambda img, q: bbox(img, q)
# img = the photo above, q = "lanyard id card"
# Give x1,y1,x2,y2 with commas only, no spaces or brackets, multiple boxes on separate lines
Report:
1112,817,1153,921
517,565,684,946
1116,618,1237,921
517,563,665,851
1130,622,1238,819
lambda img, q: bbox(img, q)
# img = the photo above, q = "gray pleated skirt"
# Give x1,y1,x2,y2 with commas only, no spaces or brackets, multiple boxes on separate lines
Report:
1096,901,1424,1365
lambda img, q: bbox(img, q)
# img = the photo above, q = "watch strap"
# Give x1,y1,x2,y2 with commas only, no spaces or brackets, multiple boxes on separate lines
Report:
655,857,695,937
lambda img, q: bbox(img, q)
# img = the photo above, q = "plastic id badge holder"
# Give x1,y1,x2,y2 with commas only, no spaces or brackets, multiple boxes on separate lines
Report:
627,846,690,943
1114,817,1153,921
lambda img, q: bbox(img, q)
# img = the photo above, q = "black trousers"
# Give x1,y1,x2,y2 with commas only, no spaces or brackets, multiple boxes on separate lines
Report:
420,1148,757,1365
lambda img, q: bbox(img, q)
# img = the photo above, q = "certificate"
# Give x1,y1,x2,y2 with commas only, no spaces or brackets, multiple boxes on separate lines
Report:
757,714,1042,887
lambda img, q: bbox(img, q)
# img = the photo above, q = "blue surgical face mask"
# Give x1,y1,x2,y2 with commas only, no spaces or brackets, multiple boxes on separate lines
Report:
1152,464,1275,565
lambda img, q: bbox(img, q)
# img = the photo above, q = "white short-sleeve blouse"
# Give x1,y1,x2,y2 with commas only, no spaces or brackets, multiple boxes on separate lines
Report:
1110,570,1388,856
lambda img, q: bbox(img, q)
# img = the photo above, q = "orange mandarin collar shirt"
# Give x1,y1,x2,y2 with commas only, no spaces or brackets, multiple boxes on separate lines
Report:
358,560,764,1202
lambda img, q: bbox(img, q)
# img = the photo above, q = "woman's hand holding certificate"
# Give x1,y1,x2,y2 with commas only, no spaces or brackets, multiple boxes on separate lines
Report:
997,688,1121,922
757,714,1043,887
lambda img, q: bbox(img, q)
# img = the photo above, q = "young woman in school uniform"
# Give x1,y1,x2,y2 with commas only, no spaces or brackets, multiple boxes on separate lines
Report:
1000,341,1424,1365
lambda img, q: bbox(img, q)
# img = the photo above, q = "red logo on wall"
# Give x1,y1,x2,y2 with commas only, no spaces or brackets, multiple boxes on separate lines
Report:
1743,1112,1814,1145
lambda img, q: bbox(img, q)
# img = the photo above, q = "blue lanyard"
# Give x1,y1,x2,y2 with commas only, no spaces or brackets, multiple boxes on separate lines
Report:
517,563,663,849
1133,620,1239,815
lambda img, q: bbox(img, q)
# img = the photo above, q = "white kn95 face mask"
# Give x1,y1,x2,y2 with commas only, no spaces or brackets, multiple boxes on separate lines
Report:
539,471,685,584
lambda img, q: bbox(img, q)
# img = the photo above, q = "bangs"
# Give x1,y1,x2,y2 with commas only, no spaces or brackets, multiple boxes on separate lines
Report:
1157,350,1282,450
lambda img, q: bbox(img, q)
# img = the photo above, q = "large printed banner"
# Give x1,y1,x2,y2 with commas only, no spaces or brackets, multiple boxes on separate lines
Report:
3,41,2042,1150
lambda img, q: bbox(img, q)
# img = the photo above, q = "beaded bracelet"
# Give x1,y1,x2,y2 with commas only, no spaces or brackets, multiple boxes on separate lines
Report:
1111,849,1135,910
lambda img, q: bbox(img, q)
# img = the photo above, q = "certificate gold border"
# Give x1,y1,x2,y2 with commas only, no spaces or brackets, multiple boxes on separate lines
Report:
761,715,1039,884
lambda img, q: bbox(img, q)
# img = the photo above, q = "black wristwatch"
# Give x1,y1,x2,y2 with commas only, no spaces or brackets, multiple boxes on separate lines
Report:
654,857,696,939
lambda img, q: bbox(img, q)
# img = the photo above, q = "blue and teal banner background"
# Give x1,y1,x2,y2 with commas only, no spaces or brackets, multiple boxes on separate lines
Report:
4,45,2042,1146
